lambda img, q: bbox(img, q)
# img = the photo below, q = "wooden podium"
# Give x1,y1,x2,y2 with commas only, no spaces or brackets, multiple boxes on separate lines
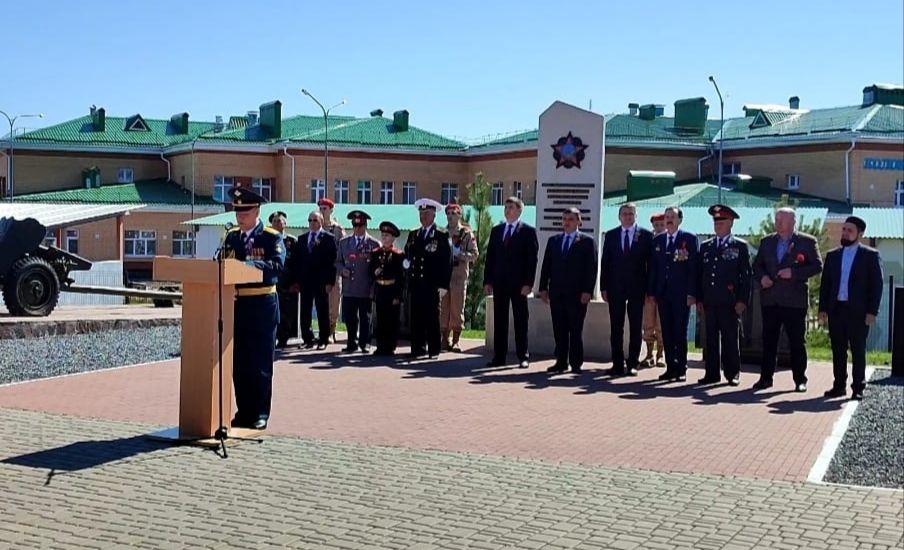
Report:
149,256,262,443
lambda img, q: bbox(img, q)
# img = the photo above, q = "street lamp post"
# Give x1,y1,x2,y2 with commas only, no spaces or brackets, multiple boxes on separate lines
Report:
0,110,44,201
301,89,346,199
708,76,724,204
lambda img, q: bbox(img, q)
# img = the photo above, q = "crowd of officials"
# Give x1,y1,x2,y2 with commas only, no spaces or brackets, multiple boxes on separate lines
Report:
221,186,884,430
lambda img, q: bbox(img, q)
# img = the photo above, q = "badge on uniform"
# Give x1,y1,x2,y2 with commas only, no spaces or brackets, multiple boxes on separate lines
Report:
402,259,411,269
721,248,739,260
426,240,438,253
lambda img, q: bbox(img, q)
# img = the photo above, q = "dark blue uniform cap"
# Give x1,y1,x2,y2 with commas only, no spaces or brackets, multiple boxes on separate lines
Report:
231,187,267,211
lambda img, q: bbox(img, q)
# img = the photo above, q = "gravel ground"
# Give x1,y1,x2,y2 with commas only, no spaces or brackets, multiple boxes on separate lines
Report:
824,369,904,489
0,326,181,385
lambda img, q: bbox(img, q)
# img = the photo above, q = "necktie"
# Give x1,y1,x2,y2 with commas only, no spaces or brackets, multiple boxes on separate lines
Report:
356,236,362,249
243,232,252,254
420,227,428,240
562,234,571,253
308,233,316,252
503,224,513,244
667,234,675,252
623,230,630,253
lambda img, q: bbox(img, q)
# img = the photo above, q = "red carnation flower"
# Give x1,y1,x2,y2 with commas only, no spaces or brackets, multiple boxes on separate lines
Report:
349,253,357,261
795,253,805,263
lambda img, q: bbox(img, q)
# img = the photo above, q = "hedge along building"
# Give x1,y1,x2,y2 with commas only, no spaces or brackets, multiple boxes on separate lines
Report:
3,83,902,278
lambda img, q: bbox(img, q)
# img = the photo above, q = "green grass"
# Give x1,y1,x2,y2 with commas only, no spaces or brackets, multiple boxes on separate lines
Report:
688,342,891,366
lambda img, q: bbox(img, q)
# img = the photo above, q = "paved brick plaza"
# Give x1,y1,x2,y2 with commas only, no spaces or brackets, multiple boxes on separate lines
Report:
0,340,901,549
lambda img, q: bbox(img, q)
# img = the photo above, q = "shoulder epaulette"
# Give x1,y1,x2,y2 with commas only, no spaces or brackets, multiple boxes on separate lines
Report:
227,226,241,233
263,226,281,236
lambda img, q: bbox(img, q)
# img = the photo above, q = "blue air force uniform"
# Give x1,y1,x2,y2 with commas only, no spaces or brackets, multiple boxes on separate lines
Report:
698,205,752,384
222,188,285,430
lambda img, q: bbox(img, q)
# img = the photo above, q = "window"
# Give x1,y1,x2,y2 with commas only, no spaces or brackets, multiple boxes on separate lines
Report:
213,176,235,203
334,179,349,203
513,180,523,200
402,181,417,204
357,180,372,204
491,182,504,205
117,167,134,183
252,177,273,202
125,230,157,256
722,162,741,176
0,176,7,198
441,183,458,204
896,181,904,208
310,179,326,203
380,181,394,204
43,231,56,248
172,230,194,257
65,229,79,254
786,174,800,190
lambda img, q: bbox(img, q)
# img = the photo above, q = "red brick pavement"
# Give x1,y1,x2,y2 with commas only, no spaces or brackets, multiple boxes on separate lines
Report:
0,341,847,481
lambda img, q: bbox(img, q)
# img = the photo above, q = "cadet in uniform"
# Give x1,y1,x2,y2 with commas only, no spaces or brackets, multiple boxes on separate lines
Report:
270,211,298,349
404,198,453,359
369,221,406,356
642,212,666,367
318,198,346,343
336,210,380,352
697,204,751,386
222,188,285,430
439,202,478,352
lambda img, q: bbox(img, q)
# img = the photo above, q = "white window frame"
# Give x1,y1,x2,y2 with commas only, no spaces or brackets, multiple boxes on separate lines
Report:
380,181,394,204
213,176,234,203
895,180,904,208
65,229,79,254
252,177,273,202
491,182,504,205
357,180,372,204
334,179,349,203
310,179,327,202
117,167,134,183
125,230,157,257
172,230,194,257
441,183,458,204
786,174,800,190
402,181,417,204
513,180,523,200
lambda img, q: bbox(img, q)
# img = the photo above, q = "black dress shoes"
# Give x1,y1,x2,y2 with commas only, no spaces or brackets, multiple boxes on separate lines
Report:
342,345,358,353
698,376,721,385
251,418,268,430
823,387,846,398
626,367,638,377
657,371,676,381
302,341,316,349
850,390,864,401
570,366,582,374
609,367,626,377
794,383,807,393
486,358,506,367
518,359,530,369
546,364,568,374
316,342,328,350
727,376,740,387
230,416,248,428
752,378,773,390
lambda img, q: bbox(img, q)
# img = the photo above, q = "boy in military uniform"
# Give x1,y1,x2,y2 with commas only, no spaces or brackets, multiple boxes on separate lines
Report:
369,221,406,356
697,204,751,386
440,202,478,352
642,213,666,367
269,211,298,349
222,187,285,431
404,198,453,359
336,210,380,352
318,198,346,343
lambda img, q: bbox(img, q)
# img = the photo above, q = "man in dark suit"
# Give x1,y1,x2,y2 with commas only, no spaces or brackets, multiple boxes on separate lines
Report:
289,210,337,350
647,206,698,382
752,207,823,392
484,196,539,369
697,205,752,386
600,203,653,376
404,198,453,359
270,211,299,349
539,208,597,374
819,216,883,401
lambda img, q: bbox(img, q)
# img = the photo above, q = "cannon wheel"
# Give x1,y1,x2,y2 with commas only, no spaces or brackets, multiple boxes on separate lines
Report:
2,256,60,317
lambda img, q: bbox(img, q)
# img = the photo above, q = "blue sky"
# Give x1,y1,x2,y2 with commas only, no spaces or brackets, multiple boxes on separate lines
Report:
6,0,903,141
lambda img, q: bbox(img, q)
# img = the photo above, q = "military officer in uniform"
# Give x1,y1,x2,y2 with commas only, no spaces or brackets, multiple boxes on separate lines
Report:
404,198,453,359
269,211,298,349
318,198,346,343
222,187,285,431
369,221,406,356
336,210,380,352
697,205,751,386
440,202,478,352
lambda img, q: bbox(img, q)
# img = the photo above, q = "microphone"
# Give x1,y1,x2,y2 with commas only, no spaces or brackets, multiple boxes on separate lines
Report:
214,222,236,260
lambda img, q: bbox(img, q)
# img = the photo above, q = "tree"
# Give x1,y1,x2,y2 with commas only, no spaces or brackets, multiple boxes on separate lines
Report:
463,172,494,329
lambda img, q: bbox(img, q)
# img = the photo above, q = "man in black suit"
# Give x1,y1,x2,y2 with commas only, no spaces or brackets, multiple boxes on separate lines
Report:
539,208,597,374
289,211,337,350
751,207,822,392
600,203,653,376
484,196,539,369
819,216,883,401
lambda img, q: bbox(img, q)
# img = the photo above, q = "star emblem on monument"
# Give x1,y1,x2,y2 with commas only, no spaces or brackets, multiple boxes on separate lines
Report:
550,132,588,169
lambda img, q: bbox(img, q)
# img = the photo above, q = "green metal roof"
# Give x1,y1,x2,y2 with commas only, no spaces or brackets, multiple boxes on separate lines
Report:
604,182,850,211
11,179,219,206
851,208,904,239
16,116,218,147
719,104,904,141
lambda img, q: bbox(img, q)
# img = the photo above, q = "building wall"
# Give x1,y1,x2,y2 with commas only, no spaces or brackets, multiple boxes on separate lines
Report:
10,152,167,195
465,152,538,203
850,146,904,206
64,218,120,261
724,145,849,201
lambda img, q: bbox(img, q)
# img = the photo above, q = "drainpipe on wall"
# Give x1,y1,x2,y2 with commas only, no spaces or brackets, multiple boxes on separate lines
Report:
283,143,297,203
844,137,857,205
697,150,713,180
159,152,172,182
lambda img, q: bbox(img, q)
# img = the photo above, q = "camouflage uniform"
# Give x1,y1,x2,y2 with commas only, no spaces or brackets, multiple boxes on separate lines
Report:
440,223,478,350
325,218,345,341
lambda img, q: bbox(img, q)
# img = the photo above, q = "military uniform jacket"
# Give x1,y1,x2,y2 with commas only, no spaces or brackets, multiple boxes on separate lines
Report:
369,247,406,301
336,233,381,298
223,220,286,290
698,235,752,307
447,224,478,276
647,229,699,301
404,225,453,290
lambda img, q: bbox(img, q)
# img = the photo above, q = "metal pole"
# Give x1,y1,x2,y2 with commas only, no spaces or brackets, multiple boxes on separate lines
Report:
0,111,43,201
302,90,345,201
708,76,724,204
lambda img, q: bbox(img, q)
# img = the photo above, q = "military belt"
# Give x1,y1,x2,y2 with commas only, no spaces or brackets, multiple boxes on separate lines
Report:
236,285,276,297
375,279,397,286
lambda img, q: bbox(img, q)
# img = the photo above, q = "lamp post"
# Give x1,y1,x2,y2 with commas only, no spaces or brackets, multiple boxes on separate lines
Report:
708,76,724,204
0,110,44,201
301,89,346,198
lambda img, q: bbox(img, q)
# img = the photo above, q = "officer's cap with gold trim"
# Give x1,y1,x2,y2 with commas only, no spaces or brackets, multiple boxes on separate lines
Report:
708,204,739,221
231,187,267,211
415,198,443,211
347,209,371,226
379,221,401,237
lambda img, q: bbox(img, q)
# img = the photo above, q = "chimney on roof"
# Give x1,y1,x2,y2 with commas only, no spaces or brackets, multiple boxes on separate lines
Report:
392,110,409,131
789,96,800,110
170,112,189,134
247,110,259,126
628,103,639,116
214,115,224,132
90,105,105,132
370,109,384,117
259,100,282,139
